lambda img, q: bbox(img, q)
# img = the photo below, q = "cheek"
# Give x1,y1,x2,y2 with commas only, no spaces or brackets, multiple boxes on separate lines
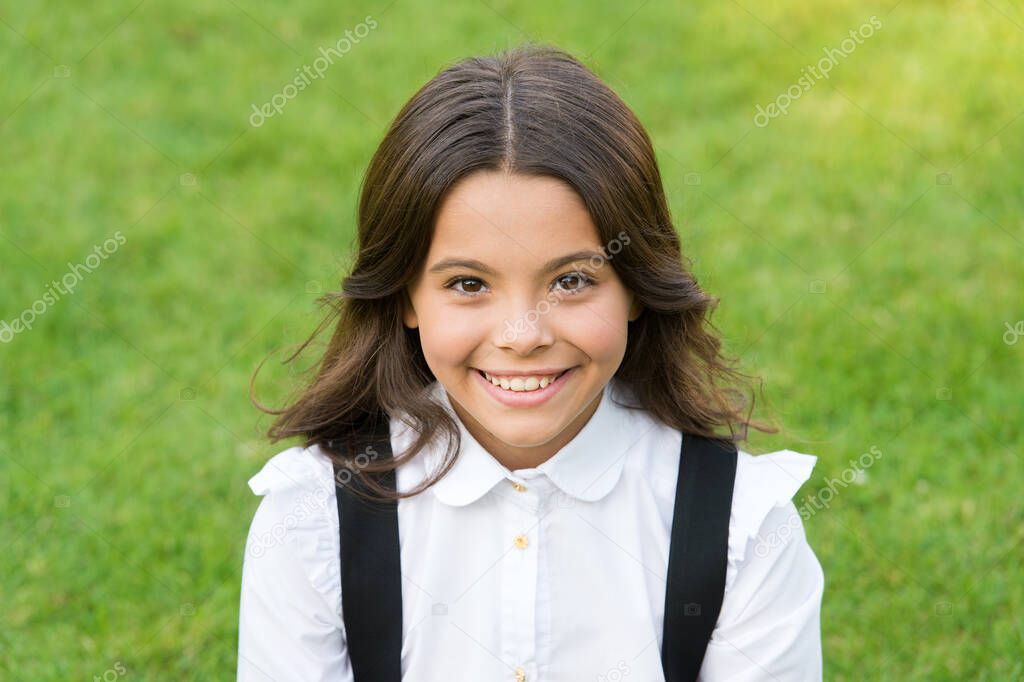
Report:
568,315,628,361
416,302,484,365
559,296,631,360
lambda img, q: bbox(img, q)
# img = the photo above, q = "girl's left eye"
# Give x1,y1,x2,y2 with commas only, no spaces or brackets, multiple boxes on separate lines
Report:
553,271,594,294
444,271,595,297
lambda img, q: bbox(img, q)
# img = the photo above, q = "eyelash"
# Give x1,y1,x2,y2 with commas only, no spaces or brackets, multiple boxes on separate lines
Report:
443,271,595,298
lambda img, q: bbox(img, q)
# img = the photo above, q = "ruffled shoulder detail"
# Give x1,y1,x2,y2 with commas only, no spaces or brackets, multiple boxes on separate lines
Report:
246,444,342,619
728,449,817,567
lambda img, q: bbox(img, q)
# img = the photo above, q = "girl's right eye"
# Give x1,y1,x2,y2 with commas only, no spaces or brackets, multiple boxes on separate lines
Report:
444,277,488,297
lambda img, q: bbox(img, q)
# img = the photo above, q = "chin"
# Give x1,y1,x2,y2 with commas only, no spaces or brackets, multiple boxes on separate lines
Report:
455,399,563,445
487,420,565,448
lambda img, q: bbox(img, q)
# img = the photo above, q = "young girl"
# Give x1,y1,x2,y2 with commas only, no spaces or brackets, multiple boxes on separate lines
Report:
238,44,823,681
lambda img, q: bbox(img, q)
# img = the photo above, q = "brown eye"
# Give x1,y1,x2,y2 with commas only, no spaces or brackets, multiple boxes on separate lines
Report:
446,277,488,297
554,271,594,294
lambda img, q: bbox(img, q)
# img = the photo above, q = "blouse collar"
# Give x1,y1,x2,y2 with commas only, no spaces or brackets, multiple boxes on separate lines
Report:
418,377,644,507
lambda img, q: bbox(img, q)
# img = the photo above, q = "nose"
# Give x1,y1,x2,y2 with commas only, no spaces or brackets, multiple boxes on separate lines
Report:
494,294,556,355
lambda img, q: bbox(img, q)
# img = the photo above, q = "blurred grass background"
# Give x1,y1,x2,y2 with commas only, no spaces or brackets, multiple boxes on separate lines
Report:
2,0,1022,679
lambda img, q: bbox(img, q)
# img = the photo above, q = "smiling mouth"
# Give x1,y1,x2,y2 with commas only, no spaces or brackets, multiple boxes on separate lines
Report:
475,366,573,376
475,366,573,387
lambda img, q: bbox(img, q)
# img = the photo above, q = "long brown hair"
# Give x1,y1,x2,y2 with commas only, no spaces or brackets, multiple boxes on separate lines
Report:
251,42,777,503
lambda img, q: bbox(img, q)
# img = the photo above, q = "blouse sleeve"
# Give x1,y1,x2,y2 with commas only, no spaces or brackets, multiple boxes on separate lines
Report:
698,450,825,681
237,446,353,682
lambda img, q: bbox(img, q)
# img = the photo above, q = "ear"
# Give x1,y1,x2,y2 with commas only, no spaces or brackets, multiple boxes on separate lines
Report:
628,293,643,322
401,290,418,329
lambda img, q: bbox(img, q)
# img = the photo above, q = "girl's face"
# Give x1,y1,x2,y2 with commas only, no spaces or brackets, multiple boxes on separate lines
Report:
403,170,641,469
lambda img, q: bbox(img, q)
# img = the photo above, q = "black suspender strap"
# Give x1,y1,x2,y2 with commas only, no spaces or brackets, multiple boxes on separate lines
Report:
333,422,737,682
661,433,739,682
332,411,403,682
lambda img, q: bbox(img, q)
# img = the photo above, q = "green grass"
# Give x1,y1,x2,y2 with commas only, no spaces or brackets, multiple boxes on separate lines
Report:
2,1,1022,679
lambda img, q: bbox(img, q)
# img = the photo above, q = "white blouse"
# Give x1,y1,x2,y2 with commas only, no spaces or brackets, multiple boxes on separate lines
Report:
237,378,824,681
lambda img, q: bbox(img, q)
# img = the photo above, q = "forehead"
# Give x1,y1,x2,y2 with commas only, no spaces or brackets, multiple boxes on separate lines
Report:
428,171,602,262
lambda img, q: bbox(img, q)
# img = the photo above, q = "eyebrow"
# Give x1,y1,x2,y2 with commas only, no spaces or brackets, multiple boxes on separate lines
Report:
427,250,604,276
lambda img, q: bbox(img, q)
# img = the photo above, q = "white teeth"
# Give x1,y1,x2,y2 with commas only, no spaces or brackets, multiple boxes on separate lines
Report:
482,371,562,392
